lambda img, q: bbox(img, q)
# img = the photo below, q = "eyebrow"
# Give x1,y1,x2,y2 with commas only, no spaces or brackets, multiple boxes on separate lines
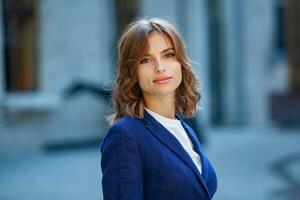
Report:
143,47,175,57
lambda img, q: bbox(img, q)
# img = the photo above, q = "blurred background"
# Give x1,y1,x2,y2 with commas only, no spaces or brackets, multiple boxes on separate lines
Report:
0,0,300,199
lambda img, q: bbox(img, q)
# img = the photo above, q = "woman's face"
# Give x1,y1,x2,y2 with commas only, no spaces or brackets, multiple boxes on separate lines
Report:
136,31,182,100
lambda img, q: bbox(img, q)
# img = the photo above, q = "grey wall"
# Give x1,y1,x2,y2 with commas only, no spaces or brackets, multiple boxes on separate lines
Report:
140,0,177,23
37,0,115,140
243,0,274,126
221,0,275,126
0,0,115,156
221,0,244,125
40,0,115,94
184,0,210,126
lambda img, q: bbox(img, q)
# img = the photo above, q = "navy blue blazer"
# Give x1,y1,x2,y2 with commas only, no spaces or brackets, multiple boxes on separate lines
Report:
101,110,217,200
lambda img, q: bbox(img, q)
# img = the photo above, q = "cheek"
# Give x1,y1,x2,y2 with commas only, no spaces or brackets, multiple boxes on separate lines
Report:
137,68,151,89
176,64,183,82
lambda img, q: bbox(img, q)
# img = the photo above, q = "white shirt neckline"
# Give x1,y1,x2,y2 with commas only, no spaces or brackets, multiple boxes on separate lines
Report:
144,108,181,128
144,108,203,174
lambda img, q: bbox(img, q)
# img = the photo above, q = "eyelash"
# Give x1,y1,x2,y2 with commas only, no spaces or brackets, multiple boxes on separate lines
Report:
140,58,150,64
165,53,176,58
139,53,176,64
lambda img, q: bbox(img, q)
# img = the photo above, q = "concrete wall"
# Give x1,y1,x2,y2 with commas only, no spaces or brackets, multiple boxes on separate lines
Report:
140,0,177,23
37,0,115,140
184,0,211,126
221,0,275,126
0,0,115,156
220,0,245,125
242,0,274,126
40,0,115,94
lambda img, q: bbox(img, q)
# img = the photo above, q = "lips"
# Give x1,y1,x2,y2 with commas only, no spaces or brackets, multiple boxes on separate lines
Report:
153,76,172,82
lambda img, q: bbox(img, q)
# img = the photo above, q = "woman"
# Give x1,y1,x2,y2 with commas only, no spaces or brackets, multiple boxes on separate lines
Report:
100,18,217,200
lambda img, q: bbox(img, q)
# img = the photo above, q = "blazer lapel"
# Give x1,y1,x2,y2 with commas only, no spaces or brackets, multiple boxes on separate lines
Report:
142,110,211,199
181,121,213,199
181,122,209,181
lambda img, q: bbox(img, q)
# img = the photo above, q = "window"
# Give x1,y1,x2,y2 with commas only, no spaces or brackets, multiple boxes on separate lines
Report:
115,0,139,38
207,0,224,125
285,0,300,92
3,0,39,92
274,0,286,59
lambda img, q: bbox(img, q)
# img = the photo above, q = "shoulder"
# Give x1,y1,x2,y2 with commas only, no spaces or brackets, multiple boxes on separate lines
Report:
110,114,146,135
100,115,145,151
114,114,142,127
106,115,138,136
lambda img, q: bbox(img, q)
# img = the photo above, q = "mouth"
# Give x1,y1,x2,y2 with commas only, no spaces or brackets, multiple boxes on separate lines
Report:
153,76,173,83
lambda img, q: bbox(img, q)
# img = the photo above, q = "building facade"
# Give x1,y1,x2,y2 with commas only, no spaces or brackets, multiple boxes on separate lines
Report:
0,0,294,155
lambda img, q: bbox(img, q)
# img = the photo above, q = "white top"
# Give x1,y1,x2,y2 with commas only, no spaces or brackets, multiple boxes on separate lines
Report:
145,108,202,174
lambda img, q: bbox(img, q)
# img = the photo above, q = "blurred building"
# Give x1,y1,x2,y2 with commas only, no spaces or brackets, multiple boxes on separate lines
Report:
0,0,299,156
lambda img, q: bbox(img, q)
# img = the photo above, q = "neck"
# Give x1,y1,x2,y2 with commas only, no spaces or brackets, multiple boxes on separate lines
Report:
143,94,176,119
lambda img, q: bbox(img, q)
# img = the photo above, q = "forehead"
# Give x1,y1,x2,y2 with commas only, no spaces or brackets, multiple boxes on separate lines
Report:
146,31,174,53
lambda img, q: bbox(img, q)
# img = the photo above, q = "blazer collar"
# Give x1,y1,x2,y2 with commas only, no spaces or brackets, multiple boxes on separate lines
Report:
142,110,211,199
142,108,183,125
181,122,209,181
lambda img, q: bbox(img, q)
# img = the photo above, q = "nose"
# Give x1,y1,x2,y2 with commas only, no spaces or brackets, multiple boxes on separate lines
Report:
155,60,166,73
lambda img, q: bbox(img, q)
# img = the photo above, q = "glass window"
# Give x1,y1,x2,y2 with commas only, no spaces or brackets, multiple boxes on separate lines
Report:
3,0,39,92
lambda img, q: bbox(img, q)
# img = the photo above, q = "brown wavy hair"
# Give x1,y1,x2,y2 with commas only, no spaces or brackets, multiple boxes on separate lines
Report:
107,18,201,125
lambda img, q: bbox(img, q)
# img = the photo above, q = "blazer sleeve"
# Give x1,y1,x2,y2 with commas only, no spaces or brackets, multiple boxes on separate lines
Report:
100,124,143,200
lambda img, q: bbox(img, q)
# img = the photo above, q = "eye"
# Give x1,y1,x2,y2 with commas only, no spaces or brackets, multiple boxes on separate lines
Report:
164,52,176,58
139,58,150,64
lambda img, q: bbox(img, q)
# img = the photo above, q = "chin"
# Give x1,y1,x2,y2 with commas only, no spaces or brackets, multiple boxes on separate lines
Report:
154,88,177,96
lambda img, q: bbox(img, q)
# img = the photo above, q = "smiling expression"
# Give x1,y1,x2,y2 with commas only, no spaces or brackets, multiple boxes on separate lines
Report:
136,31,182,100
